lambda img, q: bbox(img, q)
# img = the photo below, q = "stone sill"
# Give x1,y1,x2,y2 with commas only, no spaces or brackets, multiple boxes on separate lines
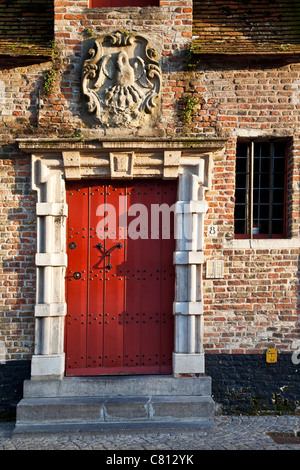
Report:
223,238,300,250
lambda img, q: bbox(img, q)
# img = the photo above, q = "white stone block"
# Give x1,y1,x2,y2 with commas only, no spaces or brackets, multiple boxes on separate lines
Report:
62,151,81,179
173,353,205,374
174,251,204,265
175,201,207,214
34,303,67,317
35,253,68,267
164,151,181,167
31,354,65,379
36,203,68,217
173,301,203,315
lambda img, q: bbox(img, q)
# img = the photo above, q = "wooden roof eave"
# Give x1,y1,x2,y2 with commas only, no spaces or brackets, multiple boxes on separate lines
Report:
0,42,54,63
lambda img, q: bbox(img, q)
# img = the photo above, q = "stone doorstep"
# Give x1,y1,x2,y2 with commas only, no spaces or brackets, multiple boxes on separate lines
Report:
15,376,215,433
15,396,215,425
13,419,216,436
23,375,212,398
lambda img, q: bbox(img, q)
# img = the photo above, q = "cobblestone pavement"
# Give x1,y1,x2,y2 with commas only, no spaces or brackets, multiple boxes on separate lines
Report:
0,416,300,450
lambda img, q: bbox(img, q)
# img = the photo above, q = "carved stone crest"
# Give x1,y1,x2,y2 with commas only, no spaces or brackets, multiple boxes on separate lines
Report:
82,31,162,128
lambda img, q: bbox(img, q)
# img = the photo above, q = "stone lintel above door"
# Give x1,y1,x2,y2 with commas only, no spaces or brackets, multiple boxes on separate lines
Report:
18,137,226,379
19,137,226,181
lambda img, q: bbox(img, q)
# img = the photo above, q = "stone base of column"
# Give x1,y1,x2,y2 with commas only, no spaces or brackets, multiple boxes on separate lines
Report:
173,352,205,375
31,354,65,380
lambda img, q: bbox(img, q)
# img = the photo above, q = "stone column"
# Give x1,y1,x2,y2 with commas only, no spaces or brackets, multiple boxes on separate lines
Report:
172,159,208,374
31,156,68,378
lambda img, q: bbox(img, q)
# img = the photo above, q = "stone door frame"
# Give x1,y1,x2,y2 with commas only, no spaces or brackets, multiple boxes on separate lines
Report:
18,138,226,379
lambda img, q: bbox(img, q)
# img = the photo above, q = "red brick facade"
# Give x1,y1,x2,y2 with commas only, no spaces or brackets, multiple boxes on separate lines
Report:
0,0,299,363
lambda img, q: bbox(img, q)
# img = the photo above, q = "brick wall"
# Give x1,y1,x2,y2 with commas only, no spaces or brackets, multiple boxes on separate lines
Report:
203,243,300,354
37,0,194,135
0,1,299,363
0,147,35,361
0,63,45,138
195,59,300,355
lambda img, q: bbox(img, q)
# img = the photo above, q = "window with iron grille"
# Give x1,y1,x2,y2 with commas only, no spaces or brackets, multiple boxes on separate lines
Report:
234,140,287,239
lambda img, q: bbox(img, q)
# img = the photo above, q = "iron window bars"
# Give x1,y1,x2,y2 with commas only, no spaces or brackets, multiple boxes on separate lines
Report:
234,140,287,239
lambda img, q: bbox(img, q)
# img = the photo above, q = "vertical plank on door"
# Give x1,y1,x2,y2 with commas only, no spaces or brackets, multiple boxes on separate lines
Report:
87,183,105,369
65,182,89,372
124,181,142,369
103,182,125,367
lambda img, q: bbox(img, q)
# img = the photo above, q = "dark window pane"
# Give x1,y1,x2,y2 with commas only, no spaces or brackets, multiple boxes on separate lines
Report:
253,143,260,157
237,142,248,158
259,220,269,234
254,157,260,173
273,141,286,158
274,157,285,173
235,219,246,234
253,172,260,188
260,170,270,188
235,189,246,204
236,173,247,189
253,188,269,204
253,189,259,204
273,172,284,188
236,157,248,173
261,189,270,201
272,219,284,234
273,189,284,204
273,204,284,219
260,157,270,173
259,204,269,219
254,142,269,158
234,204,246,219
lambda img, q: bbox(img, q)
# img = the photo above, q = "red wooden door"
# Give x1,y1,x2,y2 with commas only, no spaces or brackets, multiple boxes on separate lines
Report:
65,180,176,376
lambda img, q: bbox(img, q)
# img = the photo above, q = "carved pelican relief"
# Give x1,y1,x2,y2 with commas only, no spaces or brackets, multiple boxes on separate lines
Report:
82,31,162,128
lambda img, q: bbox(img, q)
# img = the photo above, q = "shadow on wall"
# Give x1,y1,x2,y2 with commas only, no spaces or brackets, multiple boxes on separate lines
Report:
206,353,300,415
0,360,31,421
